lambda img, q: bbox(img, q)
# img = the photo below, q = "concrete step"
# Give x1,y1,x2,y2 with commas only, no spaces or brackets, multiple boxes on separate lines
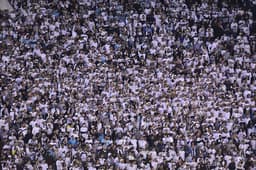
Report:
0,0,13,11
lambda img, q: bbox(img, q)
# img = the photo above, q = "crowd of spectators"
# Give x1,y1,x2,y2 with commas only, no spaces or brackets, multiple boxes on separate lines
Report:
0,0,256,169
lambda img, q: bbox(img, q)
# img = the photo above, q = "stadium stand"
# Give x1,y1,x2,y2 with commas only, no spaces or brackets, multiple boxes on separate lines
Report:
0,0,255,169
